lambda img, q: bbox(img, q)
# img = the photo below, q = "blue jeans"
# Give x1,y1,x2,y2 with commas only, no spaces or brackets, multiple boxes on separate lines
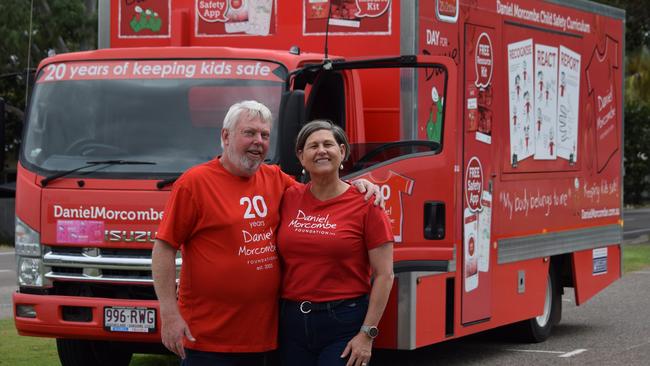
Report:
279,296,368,366
181,349,266,366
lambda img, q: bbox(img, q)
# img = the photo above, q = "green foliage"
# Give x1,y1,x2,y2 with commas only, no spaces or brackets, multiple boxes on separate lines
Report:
623,101,650,205
625,48,650,104
0,0,96,170
593,0,650,53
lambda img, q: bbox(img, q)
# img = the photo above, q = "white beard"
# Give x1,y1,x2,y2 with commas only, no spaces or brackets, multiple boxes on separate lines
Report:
224,145,262,176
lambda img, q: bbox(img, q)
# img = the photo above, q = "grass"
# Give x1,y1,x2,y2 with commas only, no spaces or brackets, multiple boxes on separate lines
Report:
0,244,13,252
0,319,178,366
0,319,59,365
622,243,650,273
1,243,648,365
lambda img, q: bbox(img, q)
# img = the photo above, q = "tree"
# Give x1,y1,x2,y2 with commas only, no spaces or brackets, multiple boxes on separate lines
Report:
625,47,650,104
593,0,650,53
0,0,96,175
623,101,650,204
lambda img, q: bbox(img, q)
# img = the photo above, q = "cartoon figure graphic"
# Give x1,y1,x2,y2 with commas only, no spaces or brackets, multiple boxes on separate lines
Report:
570,142,576,162
545,83,550,104
537,70,544,100
512,105,517,126
515,74,521,99
536,107,542,132
560,71,566,97
524,91,531,121
426,86,444,143
524,125,530,151
130,6,162,33
523,60,528,83
549,130,555,156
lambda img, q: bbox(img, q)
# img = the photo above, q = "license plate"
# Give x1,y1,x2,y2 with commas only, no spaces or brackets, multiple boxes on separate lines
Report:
103,306,156,333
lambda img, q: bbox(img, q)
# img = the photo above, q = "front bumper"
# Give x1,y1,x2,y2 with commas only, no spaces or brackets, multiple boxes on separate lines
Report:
13,292,161,342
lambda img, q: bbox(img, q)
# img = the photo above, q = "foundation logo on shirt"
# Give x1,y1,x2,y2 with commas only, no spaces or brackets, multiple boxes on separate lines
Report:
288,210,337,236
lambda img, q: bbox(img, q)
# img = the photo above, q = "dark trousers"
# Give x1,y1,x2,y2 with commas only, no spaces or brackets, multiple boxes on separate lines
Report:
181,349,266,366
279,297,368,366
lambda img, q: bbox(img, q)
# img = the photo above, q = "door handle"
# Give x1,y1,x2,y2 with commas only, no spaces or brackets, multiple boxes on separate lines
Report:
424,201,445,240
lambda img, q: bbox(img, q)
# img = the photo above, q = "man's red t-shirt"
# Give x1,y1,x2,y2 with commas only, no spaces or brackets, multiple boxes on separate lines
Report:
156,158,295,353
277,184,393,302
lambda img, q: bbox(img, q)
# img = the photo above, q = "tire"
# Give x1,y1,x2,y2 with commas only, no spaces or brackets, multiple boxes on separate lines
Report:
57,339,133,366
514,264,562,343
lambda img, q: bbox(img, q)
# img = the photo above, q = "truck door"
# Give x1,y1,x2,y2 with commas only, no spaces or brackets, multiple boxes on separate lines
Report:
284,55,459,348
461,23,497,324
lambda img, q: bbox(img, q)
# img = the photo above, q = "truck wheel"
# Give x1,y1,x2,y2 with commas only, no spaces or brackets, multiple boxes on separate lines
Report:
514,265,562,343
57,339,133,366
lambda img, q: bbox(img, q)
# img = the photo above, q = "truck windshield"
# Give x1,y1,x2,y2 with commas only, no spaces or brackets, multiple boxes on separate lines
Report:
22,59,286,178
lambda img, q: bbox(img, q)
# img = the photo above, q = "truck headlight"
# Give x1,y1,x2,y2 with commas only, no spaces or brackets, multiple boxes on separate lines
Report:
15,217,47,287
15,217,41,257
18,257,44,287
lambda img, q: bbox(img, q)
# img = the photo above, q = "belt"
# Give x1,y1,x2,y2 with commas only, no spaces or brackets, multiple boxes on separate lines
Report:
285,296,366,314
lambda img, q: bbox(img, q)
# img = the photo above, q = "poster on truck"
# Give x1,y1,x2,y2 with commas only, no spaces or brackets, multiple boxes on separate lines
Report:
477,191,492,272
557,46,581,162
303,0,392,35
533,44,559,160
196,0,276,37
507,39,535,163
463,208,479,292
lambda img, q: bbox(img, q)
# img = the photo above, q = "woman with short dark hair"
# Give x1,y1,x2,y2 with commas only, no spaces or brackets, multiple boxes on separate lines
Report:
277,120,394,366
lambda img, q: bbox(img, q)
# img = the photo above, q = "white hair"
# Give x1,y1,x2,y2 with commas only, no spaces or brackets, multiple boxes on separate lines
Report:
220,100,273,147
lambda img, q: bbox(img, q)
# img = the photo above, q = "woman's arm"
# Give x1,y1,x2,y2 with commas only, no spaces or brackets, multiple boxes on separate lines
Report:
361,243,395,327
341,242,394,366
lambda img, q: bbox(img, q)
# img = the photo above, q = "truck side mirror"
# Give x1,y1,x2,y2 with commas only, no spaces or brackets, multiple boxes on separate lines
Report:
277,90,305,177
0,98,5,171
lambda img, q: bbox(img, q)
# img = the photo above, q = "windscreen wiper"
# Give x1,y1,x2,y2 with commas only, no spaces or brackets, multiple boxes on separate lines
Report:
156,175,180,189
40,160,157,187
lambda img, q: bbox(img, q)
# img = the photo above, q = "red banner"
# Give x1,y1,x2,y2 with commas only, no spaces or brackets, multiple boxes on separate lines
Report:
37,60,284,83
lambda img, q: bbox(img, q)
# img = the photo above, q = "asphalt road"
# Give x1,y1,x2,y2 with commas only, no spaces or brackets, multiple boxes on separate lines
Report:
624,208,650,243
0,250,15,319
373,271,650,366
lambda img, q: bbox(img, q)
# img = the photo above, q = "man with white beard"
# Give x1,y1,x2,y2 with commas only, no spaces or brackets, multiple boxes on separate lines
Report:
152,101,380,366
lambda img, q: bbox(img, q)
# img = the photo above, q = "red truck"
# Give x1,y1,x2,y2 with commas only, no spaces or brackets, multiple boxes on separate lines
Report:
13,0,624,364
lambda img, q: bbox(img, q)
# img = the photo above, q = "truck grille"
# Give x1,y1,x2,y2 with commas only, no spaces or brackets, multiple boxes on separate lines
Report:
42,246,181,284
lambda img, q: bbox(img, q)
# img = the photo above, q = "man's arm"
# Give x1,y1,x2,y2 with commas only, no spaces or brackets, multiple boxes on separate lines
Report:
279,167,383,206
152,239,195,359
